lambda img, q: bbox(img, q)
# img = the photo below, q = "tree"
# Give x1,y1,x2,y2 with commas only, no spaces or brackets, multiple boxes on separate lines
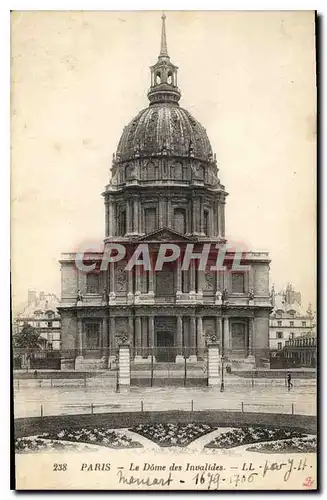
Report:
13,322,43,349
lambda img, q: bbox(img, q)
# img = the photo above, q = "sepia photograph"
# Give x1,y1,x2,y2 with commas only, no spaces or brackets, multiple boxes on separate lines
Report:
11,10,317,490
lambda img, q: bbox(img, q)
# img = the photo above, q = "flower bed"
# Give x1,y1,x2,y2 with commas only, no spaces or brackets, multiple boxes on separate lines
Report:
15,428,143,453
130,423,216,447
15,436,84,453
205,427,305,449
247,436,316,454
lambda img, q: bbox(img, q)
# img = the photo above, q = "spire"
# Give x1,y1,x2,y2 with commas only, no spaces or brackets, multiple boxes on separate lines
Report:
159,12,169,58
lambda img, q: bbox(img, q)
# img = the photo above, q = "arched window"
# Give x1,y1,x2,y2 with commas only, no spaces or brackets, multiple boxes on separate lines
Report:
170,163,182,180
144,207,157,234
197,165,205,180
155,72,161,84
144,162,155,180
167,71,173,85
125,164,134,181
174,208,186,234
183,165,190,181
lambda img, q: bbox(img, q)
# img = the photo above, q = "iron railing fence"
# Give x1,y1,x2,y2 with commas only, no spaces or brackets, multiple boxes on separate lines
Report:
13,398,314,420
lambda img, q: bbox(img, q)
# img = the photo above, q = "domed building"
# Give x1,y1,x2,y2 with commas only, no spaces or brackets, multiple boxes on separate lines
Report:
59,14,272,374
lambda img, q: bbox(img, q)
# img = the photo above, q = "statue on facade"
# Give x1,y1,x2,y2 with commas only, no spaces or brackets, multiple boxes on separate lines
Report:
222,288,229,302
76,289,83,304
270,284,275,306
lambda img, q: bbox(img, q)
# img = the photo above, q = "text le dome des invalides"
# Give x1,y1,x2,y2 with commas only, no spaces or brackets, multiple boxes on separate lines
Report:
58,14,272,371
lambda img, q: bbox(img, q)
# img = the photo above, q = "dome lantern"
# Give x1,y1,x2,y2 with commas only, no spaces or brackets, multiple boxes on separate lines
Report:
147,13,181,105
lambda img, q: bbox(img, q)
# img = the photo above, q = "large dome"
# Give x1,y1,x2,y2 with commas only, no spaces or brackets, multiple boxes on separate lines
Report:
116,102,213,162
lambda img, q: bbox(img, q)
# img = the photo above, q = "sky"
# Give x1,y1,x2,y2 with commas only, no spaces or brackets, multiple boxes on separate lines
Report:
11,10,316,312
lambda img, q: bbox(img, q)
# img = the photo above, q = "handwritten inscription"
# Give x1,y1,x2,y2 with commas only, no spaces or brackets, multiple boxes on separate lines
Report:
68,458,315,490
111,458,313,490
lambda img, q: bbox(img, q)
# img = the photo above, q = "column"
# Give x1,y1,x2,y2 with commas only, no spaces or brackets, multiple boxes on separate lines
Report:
133,198,139,234
176,257,182,294
223,316,230,356
215,200,219,237
134,316,142,360
167,198,172,227
148,266,155,296
190,261,196,295
75,318,84,370
192,197,197,233
148,316,155,361
142,317,148,356
127,270,133,303
104,201,109,237
248,317,255,359
109,262,116,301
108,200,113,237
197,316,205,359
200,197,204,234
221,201,225,237
102,316,108,358
159,197,165,227
128,316,134,343
111,202,116,237
77,318,83,357
108,317,116,367
197,269,204,295
176,316,183,362
126,200,131,234
189,315,197,361
210,208,214,237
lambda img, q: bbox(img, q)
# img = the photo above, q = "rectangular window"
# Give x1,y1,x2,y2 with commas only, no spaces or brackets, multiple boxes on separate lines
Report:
277,342,282,350
277,320,282,327
231,273,245,293
277,331,283,339
290,321,294,327
302,321,306,327
289,332,294,340
47,321,52,328
86,273,100,294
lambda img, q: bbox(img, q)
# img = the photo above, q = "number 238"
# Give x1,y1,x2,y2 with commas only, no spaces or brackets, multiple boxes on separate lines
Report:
53,463,67,471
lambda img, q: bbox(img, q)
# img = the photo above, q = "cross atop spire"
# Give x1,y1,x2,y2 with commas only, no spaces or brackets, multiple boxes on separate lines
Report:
159,11,169,58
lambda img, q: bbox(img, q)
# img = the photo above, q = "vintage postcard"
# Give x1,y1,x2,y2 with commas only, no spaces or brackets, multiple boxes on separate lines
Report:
11,10,317,491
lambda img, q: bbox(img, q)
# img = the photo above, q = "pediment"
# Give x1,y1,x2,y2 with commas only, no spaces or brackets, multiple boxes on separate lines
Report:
136,227,196,242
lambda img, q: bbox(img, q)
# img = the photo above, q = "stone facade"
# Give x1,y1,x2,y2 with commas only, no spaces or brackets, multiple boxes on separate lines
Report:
58,14,272,370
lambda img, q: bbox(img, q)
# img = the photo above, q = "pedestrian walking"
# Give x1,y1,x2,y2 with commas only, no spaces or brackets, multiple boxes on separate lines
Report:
287,372,293,391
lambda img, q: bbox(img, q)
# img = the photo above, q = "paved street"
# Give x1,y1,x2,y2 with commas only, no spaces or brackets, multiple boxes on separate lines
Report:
14,382,316,418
